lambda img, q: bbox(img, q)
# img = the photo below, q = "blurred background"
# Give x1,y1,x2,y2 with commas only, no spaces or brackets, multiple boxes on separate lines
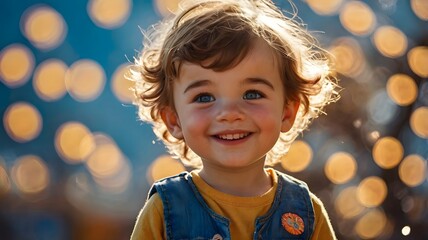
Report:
0,0,427,239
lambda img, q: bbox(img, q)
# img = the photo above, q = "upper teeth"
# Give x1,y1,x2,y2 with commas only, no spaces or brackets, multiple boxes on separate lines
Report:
218,133,249,140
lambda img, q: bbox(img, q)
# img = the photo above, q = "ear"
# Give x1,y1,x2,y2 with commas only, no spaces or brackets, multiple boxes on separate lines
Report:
281,100,300,133
160,106,184,139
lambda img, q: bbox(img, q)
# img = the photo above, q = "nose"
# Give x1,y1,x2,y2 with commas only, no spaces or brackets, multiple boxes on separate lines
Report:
215,100,245,122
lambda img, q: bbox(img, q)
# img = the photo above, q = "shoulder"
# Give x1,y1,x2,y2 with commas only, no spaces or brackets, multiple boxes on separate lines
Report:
130,193,165,240
309,193,337,240
148,171,190,198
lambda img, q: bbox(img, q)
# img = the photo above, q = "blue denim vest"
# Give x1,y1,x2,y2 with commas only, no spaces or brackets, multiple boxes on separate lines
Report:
148,170,314,240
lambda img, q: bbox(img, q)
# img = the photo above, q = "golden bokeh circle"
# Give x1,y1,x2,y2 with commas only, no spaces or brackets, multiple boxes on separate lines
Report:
357,176,388,207
111,64,134,103
154,0,181,17
55,122,95,163
340,1,376,36
88,0,132,29
373,26,407,58
306,0,343,16
411,0,428,20
329,37,365,77
148,155,185,183
386,74,418,106
372,136,404,169
324,152,357,184
334,186,365,219
11,155,50,194
399,154,427,187
21,5,67,50
65,59,106,102
280,140,313,172
410,107,428,139
0,44,35,88
408,46,428,78
3,102,42,143
33,59,68,101
355,208,387,239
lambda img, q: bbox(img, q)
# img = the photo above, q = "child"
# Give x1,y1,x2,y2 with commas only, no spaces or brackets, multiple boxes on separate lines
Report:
130,0,339,239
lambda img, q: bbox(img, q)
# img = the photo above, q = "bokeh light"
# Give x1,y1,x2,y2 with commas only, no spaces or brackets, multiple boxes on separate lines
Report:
0,44,35,88
154,0,181,17
339,1,376,36
33,59,68,101
0,164,11,195
372,136,404,169
147,155,185,183
398,154,427,187
411,0,428,20
334,186,365,219
357,176,387,207
88,0,132,29
55,121,95,164
324,152,357,184
3,102,42,143
373,26,407,58
410,106,428,138
21,5,67,50
11,155,50,195
280,140,312,172
407,46,428,78
355,208,387,239
328,37,365,77
386,74,418,106
111,63,134,103
64,59,106,102
306,0,343,16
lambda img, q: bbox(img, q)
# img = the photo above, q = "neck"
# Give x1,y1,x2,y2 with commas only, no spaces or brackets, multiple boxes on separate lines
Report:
197,161,272,197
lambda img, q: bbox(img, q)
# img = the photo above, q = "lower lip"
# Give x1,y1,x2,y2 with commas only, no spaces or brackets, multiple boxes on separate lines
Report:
212,134,252,146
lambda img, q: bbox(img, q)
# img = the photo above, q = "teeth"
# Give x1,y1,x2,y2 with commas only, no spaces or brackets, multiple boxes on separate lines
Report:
218,133,249,140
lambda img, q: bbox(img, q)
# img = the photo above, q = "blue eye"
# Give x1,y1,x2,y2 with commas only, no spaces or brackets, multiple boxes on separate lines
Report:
194,93,215,103
243,90,263,100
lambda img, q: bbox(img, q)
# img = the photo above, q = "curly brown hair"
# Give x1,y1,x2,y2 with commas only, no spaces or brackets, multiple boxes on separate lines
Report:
130,0,339,168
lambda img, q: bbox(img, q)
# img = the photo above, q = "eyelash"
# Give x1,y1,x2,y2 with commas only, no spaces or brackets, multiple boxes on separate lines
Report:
243,89,265,100
192,89,265,103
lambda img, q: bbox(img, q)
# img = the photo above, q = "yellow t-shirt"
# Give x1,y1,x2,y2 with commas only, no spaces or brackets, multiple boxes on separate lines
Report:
131,168,337,239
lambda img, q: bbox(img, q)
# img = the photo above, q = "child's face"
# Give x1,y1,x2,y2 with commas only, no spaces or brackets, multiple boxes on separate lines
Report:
162,40,299,169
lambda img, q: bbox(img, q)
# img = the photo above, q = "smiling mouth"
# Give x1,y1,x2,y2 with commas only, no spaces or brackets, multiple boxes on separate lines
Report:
216,133,250,140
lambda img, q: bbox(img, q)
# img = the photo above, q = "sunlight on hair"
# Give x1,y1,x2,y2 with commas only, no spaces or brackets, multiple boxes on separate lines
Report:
410,106,428,138
111,64,134,103
339,1,376,36
0,164,11,195
407,46,428,78
280,140,312,172
306,0,343,16
399,154,427,187
328,37,365,77
0,44,34,88
411,0,428,20
324,152,357,184
65,59,106,102
386,74,418,106
3,102,42,143
334,186,365,219
355,208,387,239
88,0,132,29
154,0,181,17
33,59,68,101
372,26,407,58
147,155,185,183
357,176,387,207
372,136,403,169
55,122,95,164
11,155,50,194
21,5,67,50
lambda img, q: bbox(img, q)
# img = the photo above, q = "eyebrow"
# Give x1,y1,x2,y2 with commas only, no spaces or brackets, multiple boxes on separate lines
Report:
245,77,275,90
183,79,211,94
